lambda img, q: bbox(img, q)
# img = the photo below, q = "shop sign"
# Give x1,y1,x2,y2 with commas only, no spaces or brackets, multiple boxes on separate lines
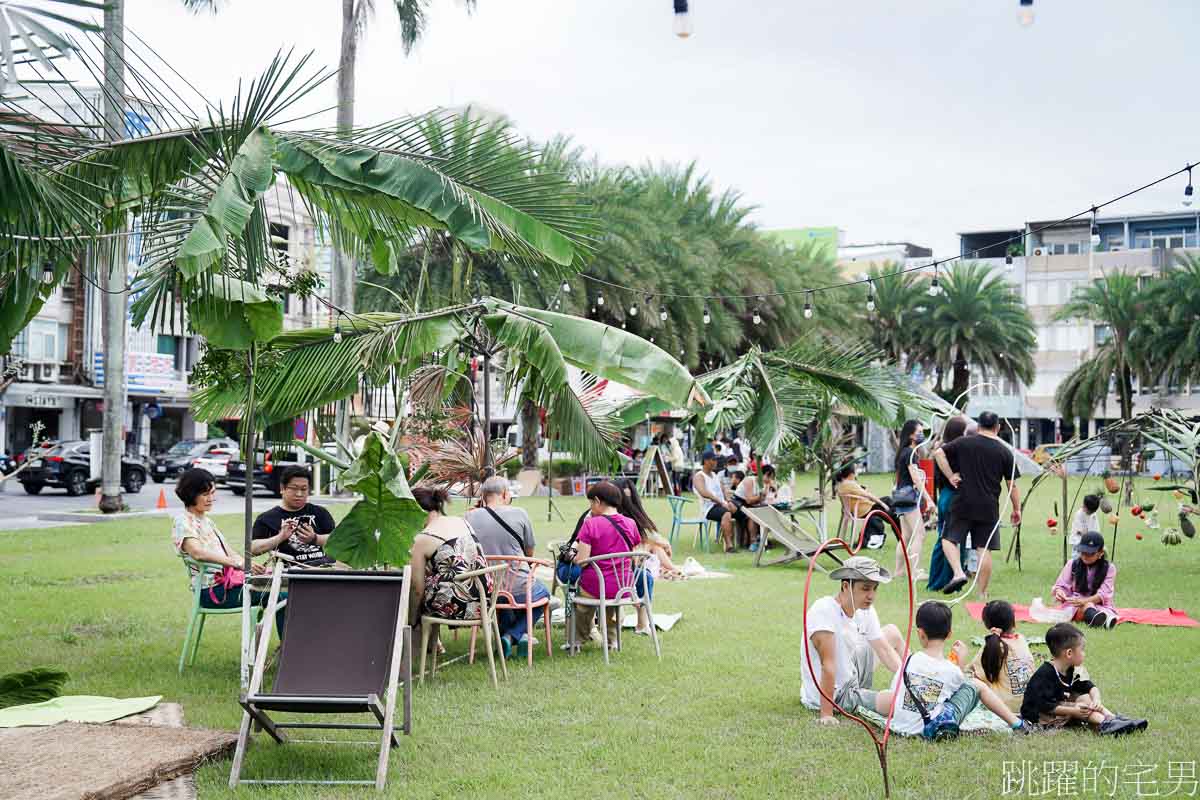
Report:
23,394,62,409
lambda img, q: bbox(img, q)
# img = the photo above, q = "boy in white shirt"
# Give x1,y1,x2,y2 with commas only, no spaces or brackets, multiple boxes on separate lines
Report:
1069,495,1101,550
872,600,1033,737
802,557,905,723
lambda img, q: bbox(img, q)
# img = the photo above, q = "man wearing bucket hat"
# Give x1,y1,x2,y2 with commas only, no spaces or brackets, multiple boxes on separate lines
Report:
1051,531,1118,629
802,556,905,724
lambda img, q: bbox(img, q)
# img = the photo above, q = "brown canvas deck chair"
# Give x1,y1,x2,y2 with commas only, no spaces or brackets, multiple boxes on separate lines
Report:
743,506,846,571
229,565,412,790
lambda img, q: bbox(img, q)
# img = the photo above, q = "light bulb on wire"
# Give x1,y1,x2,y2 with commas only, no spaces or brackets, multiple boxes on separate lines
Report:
1018,0,1034,27
672,0,693,38
597,293,605,306
1090,207,1101,245
659,306,668,322
803,291,813,320
702,306,711,325
1185,166,1194,207
333,323,343,343
866,290,876,313
41,263,55,285
928,270,940,297
629,302,639,317
752,295,764,325
561,280,571,293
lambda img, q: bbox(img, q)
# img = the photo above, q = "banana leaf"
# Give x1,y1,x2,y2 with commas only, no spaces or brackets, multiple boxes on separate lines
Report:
187,276,283,351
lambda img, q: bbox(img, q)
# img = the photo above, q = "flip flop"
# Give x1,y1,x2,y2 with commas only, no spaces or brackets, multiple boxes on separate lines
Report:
943,576,968,595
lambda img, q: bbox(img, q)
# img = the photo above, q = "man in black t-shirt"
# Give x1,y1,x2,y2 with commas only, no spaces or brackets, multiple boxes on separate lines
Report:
251,466,336,566
933,411,1019,598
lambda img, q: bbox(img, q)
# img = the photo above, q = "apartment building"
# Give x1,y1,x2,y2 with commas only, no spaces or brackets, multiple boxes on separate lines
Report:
958,209,1200,448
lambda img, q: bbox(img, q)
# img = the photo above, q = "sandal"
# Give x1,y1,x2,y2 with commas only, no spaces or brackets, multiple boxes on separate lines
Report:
942,576,968,595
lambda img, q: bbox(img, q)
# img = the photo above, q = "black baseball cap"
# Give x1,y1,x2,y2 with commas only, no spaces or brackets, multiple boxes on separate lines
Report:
1076,531,1105,555
702,448,718,462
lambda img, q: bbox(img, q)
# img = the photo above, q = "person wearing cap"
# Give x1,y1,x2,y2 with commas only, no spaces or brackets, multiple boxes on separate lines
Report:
693,448,737,552
1051,531,1118,629
802,556,904,724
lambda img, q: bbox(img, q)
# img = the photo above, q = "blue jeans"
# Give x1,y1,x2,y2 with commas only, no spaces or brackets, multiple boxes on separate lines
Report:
201,584,287,638
555,562,653,600
499,581,550,642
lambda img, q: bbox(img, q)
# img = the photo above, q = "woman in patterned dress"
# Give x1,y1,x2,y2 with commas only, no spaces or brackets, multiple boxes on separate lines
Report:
408,487,492,639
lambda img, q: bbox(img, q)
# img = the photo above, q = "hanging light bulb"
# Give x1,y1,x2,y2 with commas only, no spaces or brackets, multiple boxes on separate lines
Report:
1005,253,1014,265
803,291,813,319
41,262,55,285
1185,166,1194,207
1090,207,1101,245
561,280,571,293
629,302,639,316
333,323,343,344
672,0,693,38
457,347,466,361
752,295,763,325
621,320,627,330
1018,0,1034,27
590,305,597,315
702,306,711,325
866,287,876,313
928,269,940,297
679,347,685,358
596,293,605,306
659,306,668,322
649,336,655,344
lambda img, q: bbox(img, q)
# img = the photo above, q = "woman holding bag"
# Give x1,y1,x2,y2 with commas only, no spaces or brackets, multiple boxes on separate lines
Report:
892,420,932,582
171,468,285,638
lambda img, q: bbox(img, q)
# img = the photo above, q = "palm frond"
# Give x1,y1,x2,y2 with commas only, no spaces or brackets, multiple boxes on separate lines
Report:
0,666,68,709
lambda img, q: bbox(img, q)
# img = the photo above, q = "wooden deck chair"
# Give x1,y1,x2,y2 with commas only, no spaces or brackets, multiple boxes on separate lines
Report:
229,565,413,790
743,506,846,571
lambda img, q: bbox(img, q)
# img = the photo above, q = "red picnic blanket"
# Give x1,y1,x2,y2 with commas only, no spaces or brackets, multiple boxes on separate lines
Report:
965,602,1198,628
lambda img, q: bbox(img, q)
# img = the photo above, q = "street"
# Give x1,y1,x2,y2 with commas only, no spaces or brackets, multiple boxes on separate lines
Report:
0,478,346,531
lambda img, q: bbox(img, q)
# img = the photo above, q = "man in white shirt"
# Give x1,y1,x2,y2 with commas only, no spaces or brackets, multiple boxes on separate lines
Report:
802,556,904,723
693,448,736,552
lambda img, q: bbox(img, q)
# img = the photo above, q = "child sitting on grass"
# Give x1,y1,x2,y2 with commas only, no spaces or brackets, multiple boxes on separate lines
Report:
1052,532,1118,629
965,599,1036,714
871,601,1032,737
1020,622,1147,735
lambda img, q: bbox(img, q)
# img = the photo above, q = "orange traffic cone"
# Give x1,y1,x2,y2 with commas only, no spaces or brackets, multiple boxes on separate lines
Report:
156,488,168,510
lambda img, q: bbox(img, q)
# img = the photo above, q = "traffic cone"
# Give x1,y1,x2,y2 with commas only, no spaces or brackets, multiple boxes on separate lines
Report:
156,488,168,510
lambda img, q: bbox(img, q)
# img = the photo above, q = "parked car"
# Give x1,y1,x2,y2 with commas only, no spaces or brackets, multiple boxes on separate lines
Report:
18,440,148,496
0,452,15,475
192,448,237,481
152,438,239,482
225,448,307,497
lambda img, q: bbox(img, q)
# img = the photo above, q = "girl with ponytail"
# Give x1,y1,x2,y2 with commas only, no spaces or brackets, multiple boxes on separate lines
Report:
964,600,1036,714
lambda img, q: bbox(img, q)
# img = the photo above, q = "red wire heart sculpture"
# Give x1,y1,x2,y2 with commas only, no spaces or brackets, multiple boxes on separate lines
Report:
801,507,915,799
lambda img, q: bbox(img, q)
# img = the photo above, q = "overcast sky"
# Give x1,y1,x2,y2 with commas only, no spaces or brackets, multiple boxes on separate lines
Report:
119,0,1199,256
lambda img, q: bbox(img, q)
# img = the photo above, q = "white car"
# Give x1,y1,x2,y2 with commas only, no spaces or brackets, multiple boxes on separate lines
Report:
192,448,238,480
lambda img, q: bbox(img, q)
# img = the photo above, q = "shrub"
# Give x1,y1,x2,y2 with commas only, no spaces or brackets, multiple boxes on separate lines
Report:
539,457,585,478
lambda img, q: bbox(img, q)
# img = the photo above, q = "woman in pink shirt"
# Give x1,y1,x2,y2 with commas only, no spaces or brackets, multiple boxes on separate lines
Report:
1052,531,1118,629
570,480,642,647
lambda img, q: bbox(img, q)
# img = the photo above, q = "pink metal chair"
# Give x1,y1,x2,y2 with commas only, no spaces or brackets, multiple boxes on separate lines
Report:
469,555,554,667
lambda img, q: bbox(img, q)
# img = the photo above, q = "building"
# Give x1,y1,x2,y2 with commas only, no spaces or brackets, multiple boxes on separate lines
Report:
836,241,933,278
958,209,1200,448
764,227,844,260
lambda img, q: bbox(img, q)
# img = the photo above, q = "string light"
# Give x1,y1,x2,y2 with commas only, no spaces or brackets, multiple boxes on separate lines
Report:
1005,253,1014,265
803,291,813,319
866,287,876,313
629,301,639,316
41,262,55,284
1091,207,1101,245
659,305,668,322
673,0,693,38
561,280,571,293
702,306,711,325
333,323,343,343
928,264,940,297
752,295,763,325
597,293,605,306
649,336,655,344
1185,166,1194,207
1018,0,1034,27
621,319,627,330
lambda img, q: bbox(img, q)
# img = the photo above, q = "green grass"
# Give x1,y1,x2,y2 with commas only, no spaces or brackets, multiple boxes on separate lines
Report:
2,474,1198,799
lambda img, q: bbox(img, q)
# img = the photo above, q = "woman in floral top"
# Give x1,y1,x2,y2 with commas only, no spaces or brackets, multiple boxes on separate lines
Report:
172,468,285,637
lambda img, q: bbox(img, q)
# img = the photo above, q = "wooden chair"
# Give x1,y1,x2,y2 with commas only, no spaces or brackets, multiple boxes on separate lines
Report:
177,555,264,674
565,550,661,664
229,565,412,790
419,563,509,688
471,555,553,667
743,506,846,571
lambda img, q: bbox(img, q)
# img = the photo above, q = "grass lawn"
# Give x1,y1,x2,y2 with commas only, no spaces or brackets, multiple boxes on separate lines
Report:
2,473,1199,799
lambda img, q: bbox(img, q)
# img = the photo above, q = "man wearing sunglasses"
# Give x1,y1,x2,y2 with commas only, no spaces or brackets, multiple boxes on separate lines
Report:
251,466,336,566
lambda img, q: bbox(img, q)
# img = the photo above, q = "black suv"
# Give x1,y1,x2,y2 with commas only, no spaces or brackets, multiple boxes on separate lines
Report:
19,440,148,496
225,448,307,497
152,438,240,482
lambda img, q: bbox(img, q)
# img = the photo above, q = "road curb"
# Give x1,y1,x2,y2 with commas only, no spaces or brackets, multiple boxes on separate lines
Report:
35,495,361,525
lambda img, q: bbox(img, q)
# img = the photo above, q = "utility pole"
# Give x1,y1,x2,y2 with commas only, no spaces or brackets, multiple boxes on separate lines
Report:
99,0,128,513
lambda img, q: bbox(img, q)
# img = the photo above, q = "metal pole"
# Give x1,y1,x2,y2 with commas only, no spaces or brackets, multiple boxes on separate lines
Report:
240,345,258,691
482,351,491,458
1061,469,1069,566
546,428,553,523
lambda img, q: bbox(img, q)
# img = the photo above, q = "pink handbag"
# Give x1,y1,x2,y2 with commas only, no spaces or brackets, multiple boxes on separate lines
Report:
209,538,246,604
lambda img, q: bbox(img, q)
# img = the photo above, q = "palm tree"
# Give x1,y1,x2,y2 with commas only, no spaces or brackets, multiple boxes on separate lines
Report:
862,263,928,370
926,262,1036,408
1053,270,1143,421
1141,254,1200,390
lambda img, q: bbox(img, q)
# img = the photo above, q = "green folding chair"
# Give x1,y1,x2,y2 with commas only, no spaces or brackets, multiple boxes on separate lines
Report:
178,555,263,674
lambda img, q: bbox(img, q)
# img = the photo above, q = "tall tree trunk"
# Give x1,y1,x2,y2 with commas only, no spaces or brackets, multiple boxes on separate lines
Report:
519,398,539,468
99,1,128,514
950,355,970,410
331,0,359,485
